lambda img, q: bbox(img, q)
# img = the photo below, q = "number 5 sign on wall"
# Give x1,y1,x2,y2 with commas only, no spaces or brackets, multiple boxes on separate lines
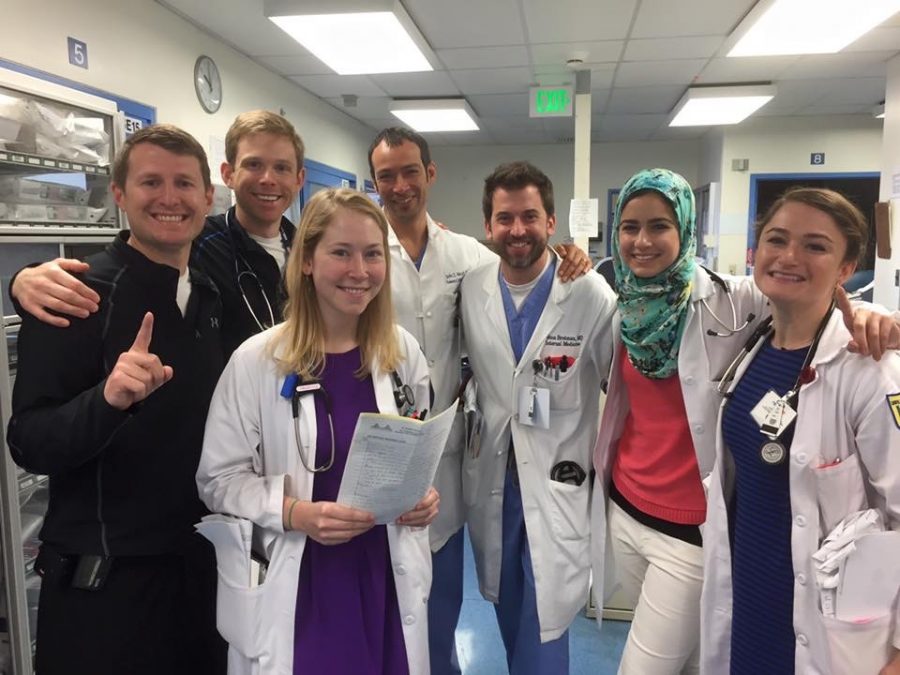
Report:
67,37,88,70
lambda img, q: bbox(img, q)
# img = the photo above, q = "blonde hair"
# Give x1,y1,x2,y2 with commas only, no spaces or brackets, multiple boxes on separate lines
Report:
274,188,400,379
225,110,305,169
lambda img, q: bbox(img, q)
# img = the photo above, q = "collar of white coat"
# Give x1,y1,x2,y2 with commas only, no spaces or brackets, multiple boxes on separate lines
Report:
690,265,718,302
480,246,571,301
727,307,848,395
386,212,439,253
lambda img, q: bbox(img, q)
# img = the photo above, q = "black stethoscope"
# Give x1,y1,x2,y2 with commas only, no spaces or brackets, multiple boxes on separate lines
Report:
280,371,417,473
701,268,757,338
717,302,833,465
228,210,289,333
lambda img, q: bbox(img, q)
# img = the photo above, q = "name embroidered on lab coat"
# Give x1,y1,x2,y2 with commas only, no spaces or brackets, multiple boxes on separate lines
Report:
544,333,583,348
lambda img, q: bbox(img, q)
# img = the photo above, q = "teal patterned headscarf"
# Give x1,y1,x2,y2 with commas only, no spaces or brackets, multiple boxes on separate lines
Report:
612,168,696,379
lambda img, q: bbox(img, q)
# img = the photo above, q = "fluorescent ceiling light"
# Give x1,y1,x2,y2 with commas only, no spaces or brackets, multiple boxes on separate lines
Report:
390,99,479,132
729,0,900,57
265,0,433,75
669,85,775,127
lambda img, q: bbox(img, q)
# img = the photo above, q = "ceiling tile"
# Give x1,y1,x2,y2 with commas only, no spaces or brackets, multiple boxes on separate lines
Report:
436,46,530,70
615,59,708,87
695,56,799,84
778,52,892,80
845,26,900,53
624,36,723,61
606,85,685,114
532,64,616,90
468,93,531,117
368,71,460,97
530,41,623,67
255,54,331,76
631,0,755,38
794,103,876,116
324,97,393,121
522,0,638,42
289,75,386,98
450,67,534,95
814,77,887,105
405,0,526,48
159,0,305,56
650,125,708,140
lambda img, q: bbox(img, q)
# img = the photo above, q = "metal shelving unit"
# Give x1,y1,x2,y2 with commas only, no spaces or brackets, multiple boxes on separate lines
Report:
0,66,123,675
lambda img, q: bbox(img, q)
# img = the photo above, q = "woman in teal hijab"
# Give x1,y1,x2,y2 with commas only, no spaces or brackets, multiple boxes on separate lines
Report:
594,168,770,675
594,170,900,675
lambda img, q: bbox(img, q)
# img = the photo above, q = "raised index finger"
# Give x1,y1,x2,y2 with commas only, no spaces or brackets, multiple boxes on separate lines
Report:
131,312,154,353
835,286,854,328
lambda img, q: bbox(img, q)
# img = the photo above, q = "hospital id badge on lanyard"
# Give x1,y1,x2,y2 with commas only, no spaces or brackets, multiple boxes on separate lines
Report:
518,386,550,429
750,390,797,465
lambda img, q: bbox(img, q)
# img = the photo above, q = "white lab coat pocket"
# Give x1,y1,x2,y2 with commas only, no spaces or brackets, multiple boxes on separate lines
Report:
548,479,590,542
813,453,867,536
216,575,265,658
822,613,894,675
536,359,583,411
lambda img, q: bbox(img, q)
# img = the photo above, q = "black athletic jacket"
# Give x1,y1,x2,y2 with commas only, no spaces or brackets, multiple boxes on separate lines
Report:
8,233,224,556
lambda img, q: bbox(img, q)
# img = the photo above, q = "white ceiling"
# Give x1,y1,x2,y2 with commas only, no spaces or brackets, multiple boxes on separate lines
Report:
158,0,900,145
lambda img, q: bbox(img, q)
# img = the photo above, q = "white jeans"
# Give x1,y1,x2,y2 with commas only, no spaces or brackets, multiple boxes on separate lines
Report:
608,501,703,675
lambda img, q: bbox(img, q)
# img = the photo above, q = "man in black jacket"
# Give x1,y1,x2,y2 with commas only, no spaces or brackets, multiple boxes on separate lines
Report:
10,110,306,360
7,125,225,675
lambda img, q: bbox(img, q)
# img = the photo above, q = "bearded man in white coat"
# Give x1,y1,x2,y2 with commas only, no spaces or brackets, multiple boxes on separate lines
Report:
459,161,616,674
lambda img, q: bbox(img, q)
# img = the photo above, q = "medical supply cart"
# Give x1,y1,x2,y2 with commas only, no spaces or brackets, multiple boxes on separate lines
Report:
0,66,124,674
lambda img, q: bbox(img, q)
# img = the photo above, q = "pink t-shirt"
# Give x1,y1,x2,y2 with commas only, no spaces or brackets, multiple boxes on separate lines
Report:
611,348,706,525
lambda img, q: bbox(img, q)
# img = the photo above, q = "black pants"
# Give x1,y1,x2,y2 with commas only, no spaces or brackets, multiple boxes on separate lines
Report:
35,536,226,675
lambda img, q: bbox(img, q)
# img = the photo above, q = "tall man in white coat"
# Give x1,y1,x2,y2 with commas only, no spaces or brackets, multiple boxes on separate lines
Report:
459,161,616,673
368,129,592,675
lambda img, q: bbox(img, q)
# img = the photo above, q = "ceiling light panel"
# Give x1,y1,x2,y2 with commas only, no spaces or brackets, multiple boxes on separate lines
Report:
729,0,900,57
669,85,776,126
390,99,479,132
266,0,433,75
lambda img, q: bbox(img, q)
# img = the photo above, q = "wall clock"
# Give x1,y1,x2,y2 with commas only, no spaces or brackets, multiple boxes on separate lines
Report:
194,55,222,114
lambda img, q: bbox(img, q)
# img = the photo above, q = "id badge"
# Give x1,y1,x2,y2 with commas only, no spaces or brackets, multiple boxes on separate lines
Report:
518,386,550,429
750,390,797,438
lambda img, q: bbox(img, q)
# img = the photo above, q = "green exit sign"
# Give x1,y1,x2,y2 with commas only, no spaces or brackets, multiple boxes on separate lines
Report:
529,86,573,117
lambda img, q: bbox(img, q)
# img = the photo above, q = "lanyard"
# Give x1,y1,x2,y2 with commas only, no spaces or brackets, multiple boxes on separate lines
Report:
772,300,833,411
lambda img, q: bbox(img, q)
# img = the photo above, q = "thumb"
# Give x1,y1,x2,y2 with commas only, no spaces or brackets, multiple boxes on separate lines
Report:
131,312,154,353
835,286,853,327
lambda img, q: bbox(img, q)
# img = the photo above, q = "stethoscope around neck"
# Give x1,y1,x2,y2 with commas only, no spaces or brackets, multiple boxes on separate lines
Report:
280,370,417,473
700,267,756,338
227,209,288,333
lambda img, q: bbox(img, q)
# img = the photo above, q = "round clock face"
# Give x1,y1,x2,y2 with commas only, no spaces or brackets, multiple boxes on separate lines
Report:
194,55,222,114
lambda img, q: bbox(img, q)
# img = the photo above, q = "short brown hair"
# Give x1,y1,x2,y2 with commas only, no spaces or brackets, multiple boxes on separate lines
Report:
112,124,211,190
482,161,555,221
225,110,305,169
754,187,868,265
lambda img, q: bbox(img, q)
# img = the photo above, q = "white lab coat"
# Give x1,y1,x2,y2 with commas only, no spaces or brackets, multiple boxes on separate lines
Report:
460,258,617,642
196,325,432,675
390,214,494,550
701,310,900,675
590,268,768,611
